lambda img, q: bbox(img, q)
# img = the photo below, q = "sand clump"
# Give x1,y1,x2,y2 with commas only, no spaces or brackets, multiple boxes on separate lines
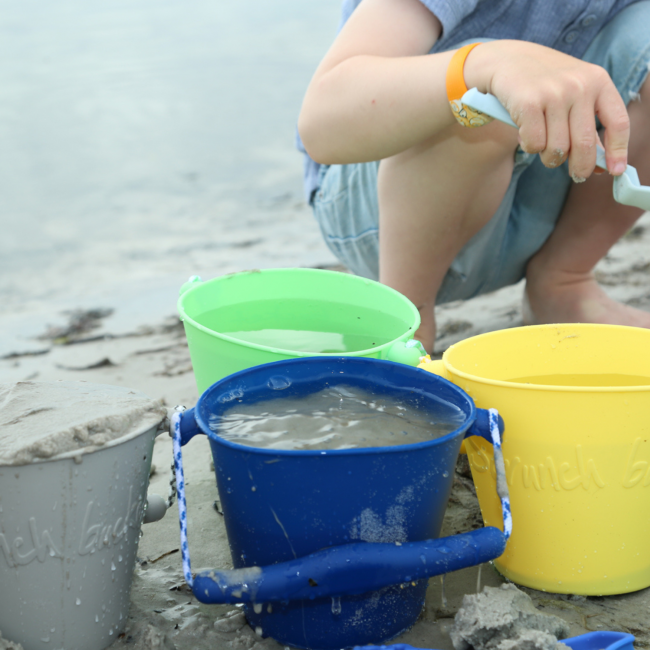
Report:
451,584,571,650
0,630,23,650
0,380,167,465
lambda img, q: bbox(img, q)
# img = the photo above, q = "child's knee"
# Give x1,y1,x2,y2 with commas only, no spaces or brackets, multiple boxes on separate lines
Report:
455,118,519,151
415,119,520,173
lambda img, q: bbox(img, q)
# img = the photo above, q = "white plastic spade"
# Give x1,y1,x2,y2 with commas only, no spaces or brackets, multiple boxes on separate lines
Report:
462,87,650,212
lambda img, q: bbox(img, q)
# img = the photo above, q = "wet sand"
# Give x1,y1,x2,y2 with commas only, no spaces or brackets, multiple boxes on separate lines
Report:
2,1,650,648
3,216,650,649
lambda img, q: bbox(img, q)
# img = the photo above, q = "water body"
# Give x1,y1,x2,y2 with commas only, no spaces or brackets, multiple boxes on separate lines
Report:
0,0,340,310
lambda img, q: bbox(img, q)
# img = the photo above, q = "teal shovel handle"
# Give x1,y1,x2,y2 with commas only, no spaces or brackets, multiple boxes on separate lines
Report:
461,88,517,128
460,88,650,211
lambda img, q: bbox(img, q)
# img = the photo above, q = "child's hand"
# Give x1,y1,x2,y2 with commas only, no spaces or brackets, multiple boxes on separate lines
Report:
464,40,630,180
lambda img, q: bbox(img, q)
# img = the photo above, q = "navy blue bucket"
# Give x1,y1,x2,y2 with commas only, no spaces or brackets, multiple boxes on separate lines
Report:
173,357,510,650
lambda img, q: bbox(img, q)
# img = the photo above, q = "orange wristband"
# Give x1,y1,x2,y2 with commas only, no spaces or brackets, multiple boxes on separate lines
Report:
446,42,493,127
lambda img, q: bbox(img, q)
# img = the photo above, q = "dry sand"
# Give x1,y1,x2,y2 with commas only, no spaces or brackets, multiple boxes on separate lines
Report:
2,214,650,649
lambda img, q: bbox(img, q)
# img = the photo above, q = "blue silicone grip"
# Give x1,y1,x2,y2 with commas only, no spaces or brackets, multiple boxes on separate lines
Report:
466,407,504,444
191,526,506,604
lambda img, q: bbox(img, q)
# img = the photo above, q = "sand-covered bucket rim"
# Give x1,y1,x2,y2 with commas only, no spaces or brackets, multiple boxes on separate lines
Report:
0,416,167,468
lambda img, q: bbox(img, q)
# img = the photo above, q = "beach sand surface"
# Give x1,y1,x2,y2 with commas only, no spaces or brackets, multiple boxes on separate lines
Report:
3,214,650,648
2,0,650,647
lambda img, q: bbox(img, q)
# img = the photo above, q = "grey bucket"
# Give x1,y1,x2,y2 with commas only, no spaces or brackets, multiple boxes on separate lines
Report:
0,418,166,650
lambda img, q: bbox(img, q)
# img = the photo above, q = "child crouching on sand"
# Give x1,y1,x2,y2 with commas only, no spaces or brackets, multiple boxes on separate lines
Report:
297,0,650,353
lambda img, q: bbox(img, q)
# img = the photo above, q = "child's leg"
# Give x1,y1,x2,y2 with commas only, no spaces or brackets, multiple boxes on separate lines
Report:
524,74,650,328
378,120,519,352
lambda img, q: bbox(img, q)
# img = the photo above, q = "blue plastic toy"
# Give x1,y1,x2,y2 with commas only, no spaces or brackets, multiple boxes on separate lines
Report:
358,631,636,650
172,357,511,650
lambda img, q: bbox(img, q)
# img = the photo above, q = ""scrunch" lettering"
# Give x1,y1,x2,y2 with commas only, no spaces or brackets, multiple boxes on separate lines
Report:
0,518,63,568
78,486,145,556
465,439,605,491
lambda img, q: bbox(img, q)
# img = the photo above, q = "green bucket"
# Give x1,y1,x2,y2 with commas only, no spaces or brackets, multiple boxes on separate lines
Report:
177,269,423,393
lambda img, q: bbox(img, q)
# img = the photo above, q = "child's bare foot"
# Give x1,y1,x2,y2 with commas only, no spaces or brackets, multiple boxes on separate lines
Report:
523,270,650,328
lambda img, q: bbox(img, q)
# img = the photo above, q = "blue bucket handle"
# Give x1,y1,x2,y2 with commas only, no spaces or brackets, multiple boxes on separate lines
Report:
171,405,511,604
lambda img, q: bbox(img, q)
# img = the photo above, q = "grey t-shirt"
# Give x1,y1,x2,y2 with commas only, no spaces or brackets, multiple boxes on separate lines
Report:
298,0,641,201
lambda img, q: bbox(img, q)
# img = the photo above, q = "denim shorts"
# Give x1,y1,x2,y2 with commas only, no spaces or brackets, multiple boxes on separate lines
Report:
311,1,650,304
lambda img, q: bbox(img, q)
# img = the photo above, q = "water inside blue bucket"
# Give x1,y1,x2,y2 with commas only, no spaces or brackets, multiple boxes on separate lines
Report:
210,379,467,451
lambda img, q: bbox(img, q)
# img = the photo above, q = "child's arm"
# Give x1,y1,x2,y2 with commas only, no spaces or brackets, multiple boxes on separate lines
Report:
298,0,453,164
298,0,630,180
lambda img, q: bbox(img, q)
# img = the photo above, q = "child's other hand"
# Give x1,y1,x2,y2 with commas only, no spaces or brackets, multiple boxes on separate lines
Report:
464,40,630,180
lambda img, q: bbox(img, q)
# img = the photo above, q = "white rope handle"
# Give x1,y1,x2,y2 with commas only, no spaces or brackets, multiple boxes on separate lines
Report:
171,408,193,587
488,408,512,540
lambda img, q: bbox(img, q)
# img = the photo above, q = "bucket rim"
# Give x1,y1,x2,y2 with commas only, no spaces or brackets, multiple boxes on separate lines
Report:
0,417,164,468
194,356,477,456
442,323,650,393
176,268,421,358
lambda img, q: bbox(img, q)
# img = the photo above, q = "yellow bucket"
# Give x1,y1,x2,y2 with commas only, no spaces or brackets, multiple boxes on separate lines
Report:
420,323,650,595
